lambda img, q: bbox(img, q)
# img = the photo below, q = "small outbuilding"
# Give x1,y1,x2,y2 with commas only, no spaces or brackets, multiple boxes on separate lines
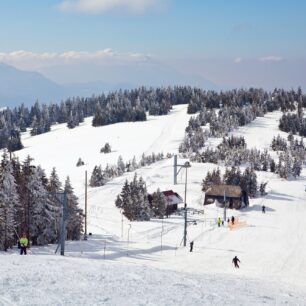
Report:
204,184,248,209
162,190,184,215
148,190,184,216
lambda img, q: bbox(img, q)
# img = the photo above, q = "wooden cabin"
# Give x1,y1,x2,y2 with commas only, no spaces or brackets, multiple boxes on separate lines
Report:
162,190,184,215
204,184,248,209
148,190,183,216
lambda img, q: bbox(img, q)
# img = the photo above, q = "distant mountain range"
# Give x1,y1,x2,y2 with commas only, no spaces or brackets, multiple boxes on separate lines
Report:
0,62,217,108
0,63,63,107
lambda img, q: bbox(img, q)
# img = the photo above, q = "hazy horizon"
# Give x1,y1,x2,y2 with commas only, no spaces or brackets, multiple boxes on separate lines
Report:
0,0,306,91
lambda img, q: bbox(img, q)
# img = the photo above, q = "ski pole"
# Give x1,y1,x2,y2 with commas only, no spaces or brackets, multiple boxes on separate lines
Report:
13,227,20,239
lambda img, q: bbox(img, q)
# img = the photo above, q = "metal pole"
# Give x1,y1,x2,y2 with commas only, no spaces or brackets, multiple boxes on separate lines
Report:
183,167,188,247
127,224,131,256
103,240,106,260
174,155,177,185
84,170,88,240
60,192,67,256
4,217,7,251
161,219,164,253
27,194,30,249
121,209,123,239
223,190,226,222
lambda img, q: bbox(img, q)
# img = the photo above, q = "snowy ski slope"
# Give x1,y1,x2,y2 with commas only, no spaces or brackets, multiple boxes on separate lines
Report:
1,104,306,305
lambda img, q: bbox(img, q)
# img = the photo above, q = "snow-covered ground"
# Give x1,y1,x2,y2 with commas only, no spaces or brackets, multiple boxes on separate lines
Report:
2,255,306,306
1,105,306,305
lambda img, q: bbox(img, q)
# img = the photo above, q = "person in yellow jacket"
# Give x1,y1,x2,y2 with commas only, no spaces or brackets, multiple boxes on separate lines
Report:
20,233,28,255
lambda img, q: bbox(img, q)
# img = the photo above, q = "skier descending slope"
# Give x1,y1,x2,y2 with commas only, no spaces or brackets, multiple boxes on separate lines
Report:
232,256,240,268
189,241,194,252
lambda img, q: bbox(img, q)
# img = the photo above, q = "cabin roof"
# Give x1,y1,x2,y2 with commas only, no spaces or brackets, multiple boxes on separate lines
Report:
205,184,242,198
162,190,183,205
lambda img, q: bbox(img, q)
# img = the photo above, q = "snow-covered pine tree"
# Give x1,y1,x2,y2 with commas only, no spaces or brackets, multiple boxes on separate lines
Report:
284,151,292,179
23,158,57,245
89,165,105,187
48,167,62,193
202,171,212,192
211,168,222,185
117,155,125,175
7,129,23,152
0,152,19,251
76,158,85,167
259,182,268,196
115,195,123,209
36,165,49,188
130,156,138,171
10,156,24,235
67,111,78,129
100,143,111,153
64,177,83,240
241,167,257,197
270,159,276,173
47,167,62,238
151,188,167,218
292,158,302,178
140,153,146,167
117,180,133,220
116,175,150,221
287,132,294,143
133,175,150,221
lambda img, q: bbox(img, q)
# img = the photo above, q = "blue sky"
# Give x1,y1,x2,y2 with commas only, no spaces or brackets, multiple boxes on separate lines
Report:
0,0,306,88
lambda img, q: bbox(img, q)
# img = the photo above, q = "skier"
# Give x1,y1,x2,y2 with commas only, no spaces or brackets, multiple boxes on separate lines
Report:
262,205,266,214
19,233,28,255
231,216,235,225
232,256,240,268
190,241,194,252
217,217,221,227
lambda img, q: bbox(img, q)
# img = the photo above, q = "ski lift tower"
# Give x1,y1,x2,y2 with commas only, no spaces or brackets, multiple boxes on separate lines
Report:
173,156,191,247
49,191,67,256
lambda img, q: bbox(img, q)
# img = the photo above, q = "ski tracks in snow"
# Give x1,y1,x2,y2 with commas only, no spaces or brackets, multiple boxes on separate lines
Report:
144,105,189,155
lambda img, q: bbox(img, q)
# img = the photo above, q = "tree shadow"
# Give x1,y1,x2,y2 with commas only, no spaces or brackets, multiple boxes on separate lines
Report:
241,204,275,212
265,192,294,202
30,234,176,262
194,246,244,254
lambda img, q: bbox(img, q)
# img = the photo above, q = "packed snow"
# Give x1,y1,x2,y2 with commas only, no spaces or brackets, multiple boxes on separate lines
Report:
1,105,306,305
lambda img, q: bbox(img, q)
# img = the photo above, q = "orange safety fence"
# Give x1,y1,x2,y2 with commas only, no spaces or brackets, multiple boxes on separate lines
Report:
228,218,247,231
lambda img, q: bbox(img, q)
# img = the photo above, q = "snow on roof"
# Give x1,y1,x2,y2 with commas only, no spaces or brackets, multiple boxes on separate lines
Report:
162,190,183,205
205,184,242,198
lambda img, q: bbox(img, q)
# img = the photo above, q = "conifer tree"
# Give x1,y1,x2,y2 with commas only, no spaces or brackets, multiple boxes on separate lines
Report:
151,188,167,218
24,161,57,245
64,177,83,240
0,152,19,251
117,155,125,175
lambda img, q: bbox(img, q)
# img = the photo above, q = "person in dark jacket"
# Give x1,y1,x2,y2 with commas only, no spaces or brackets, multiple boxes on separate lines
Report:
231,216,235,225
262,205,266,213
190,241,194,252
232,256,240,268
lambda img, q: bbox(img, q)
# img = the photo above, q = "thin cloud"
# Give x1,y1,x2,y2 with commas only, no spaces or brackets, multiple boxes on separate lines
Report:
0,49,151,70
234,57,242,64
259,55,284,62
58,0,162,14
